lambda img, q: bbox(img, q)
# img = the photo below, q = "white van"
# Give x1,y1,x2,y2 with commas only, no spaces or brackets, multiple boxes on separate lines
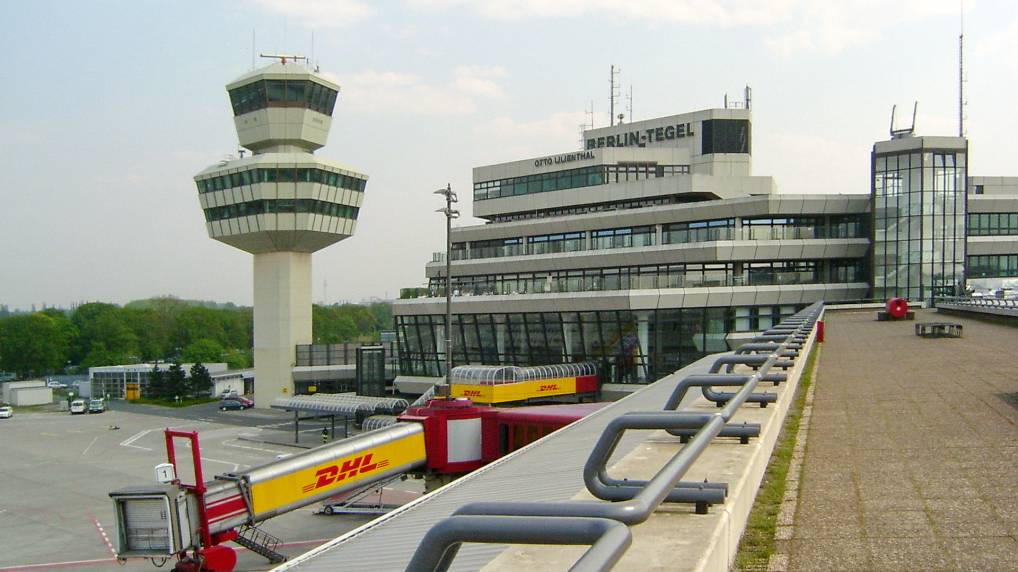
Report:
69,399,87,415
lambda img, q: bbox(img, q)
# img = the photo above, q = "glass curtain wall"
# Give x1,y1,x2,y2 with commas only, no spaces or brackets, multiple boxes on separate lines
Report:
872,147,967,300
396,305,804,384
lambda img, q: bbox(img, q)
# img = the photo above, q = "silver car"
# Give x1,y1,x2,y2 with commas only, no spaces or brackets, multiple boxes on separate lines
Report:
0,406,13,419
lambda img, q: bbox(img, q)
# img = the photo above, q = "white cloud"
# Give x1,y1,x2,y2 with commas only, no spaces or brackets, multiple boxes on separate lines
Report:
254,0,373,27
339,67,508,116
410,0,968,56
765,0,968,56
475,111,610,159
408,0,795,26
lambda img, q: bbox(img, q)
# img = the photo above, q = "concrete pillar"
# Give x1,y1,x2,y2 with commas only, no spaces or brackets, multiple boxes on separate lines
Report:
253,252,312,409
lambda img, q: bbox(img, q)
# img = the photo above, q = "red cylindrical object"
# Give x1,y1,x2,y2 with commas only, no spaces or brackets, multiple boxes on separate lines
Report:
816,320,825,343
886,297,908,319
199,545,237,572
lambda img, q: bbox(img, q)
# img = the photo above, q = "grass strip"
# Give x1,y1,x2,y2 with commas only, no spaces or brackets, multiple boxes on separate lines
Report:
734,342,819,570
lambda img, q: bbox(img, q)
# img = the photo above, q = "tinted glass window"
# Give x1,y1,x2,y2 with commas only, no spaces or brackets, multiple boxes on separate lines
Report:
701,119,750,155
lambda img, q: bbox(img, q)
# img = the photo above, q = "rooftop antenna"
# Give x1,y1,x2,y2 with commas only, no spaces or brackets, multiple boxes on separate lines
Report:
260,53,307,65
311,29,315,71
251,29,256,70
958,0,966,137
610,65,621,126
587,100,594,129
889,102,918,139
745,85,752,110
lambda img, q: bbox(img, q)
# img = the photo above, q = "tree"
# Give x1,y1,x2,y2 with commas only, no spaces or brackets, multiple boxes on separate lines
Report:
0,313,68,378
182,339,225,364
188,363,212,398
70,303,138,365
166,362,187,401
147,364,167,400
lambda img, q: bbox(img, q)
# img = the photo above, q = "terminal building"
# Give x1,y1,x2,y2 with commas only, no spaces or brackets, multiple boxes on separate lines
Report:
393,100,1018,385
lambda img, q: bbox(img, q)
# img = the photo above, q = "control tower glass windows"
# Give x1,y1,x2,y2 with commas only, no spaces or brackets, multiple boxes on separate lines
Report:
228,79,338,116
203,199,359,222
196,167,367,194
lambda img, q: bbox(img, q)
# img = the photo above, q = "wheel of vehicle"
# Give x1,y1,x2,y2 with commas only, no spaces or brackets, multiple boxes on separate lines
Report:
323,505,334,515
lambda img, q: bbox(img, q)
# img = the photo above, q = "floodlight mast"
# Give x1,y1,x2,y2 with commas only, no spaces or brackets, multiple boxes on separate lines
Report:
434,184,459,388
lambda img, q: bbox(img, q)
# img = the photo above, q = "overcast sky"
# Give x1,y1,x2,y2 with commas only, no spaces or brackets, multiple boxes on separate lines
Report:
1,0,1016,310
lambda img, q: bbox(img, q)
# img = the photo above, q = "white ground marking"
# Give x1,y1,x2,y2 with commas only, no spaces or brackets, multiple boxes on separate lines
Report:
222,439,289,456
201,457,244,472
91,516,117,558
119,429,154,451
80,436,99,457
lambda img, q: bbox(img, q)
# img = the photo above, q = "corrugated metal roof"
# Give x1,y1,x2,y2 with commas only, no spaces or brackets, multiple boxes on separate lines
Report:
275,355,717,572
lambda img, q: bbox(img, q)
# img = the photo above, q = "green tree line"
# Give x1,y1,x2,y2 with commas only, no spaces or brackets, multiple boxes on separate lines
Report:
0,297,393,379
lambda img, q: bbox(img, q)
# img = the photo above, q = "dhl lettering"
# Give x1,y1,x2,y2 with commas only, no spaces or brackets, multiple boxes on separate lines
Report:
301,453,388,493
463,389,482,396
539,384,560,391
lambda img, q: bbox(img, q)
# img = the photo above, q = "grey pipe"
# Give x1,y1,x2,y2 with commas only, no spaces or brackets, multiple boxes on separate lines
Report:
405,515,632,572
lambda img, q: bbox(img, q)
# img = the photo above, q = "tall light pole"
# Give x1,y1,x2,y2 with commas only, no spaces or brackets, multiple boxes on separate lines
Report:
434,184,459,386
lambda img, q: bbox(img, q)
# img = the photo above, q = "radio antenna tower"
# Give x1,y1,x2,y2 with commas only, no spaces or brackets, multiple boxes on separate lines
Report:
610,65,621,126
958,2,967,137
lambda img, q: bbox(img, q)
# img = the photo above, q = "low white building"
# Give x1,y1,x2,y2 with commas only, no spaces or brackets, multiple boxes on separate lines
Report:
1,380,53,406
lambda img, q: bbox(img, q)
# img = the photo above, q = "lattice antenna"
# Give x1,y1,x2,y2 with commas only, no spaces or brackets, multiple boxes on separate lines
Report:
610,65,621,126
959,0,967,137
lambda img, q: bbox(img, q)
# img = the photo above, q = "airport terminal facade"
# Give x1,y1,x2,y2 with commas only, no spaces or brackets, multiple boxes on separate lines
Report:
393,105,1018,384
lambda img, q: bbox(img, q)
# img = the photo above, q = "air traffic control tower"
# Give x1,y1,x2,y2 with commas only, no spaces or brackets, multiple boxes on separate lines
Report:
194,57,368,407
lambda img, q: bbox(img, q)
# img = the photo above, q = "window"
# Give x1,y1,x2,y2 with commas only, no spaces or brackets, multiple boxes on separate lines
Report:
228,79,338,116
701,119,750,155
203,199,359,222
196,168,367,194
472,164,689,201
591,226,655,249
663,219,734,244
529,232,584,255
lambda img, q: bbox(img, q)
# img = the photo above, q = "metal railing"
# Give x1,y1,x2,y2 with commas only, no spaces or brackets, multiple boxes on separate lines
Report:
937,296,1018,318
406,302,823,572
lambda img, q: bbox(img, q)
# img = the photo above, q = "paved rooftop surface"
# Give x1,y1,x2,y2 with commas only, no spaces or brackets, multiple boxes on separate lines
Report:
787,308,1018,571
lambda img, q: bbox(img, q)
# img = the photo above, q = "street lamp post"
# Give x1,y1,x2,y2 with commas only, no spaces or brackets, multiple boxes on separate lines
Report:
434,184,459,387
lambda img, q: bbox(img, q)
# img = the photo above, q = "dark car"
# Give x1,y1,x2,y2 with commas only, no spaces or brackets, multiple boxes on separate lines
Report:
219,396,254,411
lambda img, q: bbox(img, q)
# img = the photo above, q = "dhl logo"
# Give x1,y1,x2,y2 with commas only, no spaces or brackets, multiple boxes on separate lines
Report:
462,389,482,397
539,384,560,392
301,453,390,493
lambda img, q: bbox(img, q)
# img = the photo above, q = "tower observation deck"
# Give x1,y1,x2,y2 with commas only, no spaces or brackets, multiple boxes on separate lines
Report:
194,58,368,407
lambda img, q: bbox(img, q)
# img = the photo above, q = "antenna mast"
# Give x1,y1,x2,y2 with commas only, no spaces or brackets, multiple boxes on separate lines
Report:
610,65,621,126
958,2,966,137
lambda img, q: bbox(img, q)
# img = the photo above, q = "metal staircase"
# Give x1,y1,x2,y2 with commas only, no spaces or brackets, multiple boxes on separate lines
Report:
234,524,286,563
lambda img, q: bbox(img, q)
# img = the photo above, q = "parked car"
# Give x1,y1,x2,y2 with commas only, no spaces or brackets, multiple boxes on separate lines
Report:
88,399,106,414
70,399,87,414
0,406,13,419
46,380,68,389
219,396,254,411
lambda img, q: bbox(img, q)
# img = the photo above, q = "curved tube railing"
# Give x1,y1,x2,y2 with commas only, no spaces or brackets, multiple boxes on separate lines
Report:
406,302,823,572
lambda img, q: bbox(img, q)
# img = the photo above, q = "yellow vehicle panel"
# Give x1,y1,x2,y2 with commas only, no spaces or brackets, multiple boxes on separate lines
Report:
451,376,577,404
249,430,426,517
